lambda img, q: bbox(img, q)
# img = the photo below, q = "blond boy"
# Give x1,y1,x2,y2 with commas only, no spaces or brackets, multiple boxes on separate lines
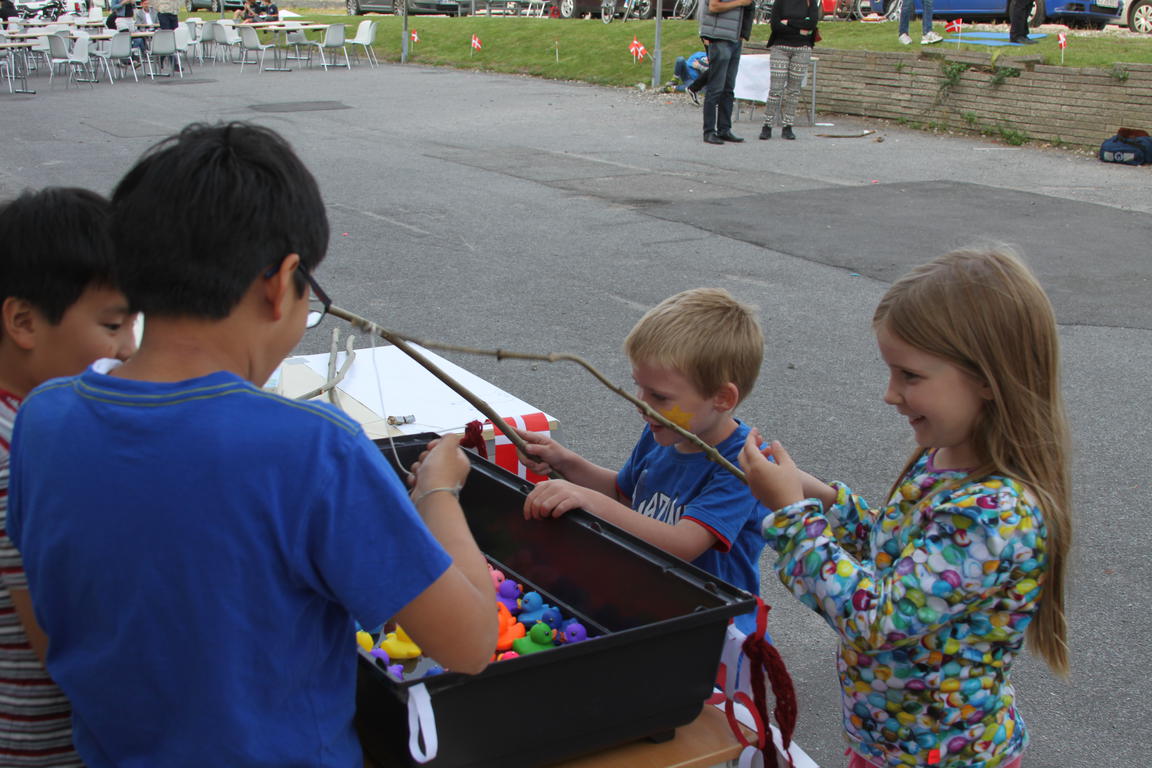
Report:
519,288,766,625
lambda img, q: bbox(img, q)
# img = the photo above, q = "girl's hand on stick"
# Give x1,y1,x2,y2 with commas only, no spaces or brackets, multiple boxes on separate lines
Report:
738,430,804,512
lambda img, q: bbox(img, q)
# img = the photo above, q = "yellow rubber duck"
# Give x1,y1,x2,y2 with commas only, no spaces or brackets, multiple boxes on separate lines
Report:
378,625,422,660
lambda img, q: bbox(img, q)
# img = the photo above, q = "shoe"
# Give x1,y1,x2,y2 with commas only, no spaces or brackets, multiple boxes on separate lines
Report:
759,125,772,140
703,131,725,145
921,31,943,44
781,126,796,140
1011,36,1037,44
898,33,912,44
689,88,700,106
716,130,744,143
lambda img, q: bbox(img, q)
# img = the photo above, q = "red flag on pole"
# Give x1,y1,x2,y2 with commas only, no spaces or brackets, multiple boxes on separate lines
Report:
628,36,642,57
944,18,962,32
1057,31,1067,48
411,29,419,42
637,42,647,58
471,34,482,50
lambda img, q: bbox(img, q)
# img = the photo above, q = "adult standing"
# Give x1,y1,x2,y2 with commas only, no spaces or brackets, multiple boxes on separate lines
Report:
155,0,178,30
759,0,818,141
1009,0,1036,43
897,0,942,45
698,0,755,145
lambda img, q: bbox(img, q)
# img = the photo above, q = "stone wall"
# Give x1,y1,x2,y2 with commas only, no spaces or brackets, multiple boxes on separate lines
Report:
806,47,1152,148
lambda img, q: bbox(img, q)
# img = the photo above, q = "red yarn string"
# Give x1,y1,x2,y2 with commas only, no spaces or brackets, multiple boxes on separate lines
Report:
741,602,797,768
459,419,488,459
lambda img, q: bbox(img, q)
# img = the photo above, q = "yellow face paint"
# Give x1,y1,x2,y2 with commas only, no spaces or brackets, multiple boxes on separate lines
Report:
660,404,694,430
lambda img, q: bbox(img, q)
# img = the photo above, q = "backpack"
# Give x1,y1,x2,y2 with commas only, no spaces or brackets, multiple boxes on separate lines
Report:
1099,132,1152,166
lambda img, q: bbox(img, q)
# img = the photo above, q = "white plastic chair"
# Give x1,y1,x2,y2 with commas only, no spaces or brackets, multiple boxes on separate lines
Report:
237,25,272,72
64,31,95,88
45,32,71,87
145,28,181,78
198,20,216,61
173,23,192,71
90,29,137,82
213,21,241,63
347,18,377,67
282,20,310,64
306,23,348,70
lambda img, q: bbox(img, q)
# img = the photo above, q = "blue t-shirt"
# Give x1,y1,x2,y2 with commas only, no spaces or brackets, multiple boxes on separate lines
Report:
616,420,765,600
8,368,452,768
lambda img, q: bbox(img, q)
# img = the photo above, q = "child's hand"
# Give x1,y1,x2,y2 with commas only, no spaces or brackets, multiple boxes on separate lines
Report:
511,427,570,477
523,479,598,520
408,433,471,496
738,431,804,512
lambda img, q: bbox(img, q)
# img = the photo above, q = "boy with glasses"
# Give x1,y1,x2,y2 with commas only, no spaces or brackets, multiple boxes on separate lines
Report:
7,122,496,767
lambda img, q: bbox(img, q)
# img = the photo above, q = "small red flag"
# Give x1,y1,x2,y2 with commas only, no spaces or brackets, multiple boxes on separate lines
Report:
1057,31,1067,48
628,35,646,59
945,18,961,32
471,33,482,50
411,29,419,42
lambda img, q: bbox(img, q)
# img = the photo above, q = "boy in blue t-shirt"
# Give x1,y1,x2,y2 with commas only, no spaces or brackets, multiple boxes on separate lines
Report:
518,288,766,618
7,123,497,768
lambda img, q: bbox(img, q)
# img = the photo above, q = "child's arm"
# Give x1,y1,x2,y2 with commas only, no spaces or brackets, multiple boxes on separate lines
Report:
392,435,497,674
740,431,871,558
523,479,718,562
512,427,619,498
746,450,1040,651
7,588,47,663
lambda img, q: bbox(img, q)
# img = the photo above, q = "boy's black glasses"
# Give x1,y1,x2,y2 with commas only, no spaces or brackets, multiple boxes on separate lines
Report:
263,261,331,329
298,266,331,329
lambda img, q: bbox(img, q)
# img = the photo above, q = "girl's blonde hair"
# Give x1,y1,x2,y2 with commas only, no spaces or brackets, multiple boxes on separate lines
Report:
873,247,1070,676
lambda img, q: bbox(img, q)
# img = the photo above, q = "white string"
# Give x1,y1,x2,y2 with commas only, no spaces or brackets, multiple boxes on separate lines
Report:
368,327,414,479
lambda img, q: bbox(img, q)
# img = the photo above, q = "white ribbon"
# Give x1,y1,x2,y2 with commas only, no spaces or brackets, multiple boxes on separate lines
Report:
406,682,438,763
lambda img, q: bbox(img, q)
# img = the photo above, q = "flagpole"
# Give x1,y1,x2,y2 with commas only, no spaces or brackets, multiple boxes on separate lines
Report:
401,0,409,63
651,0,663,89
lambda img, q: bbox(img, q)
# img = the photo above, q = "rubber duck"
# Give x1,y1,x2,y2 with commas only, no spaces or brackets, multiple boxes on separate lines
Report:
378,625,422,660
369,648,390,663
512,621,557,655
495,651,519,662
517,591,556,627
496,603,527,651
489,563,506,589
496,579,523,614
356,630,374,652
561,621,588,644
538,607,562,630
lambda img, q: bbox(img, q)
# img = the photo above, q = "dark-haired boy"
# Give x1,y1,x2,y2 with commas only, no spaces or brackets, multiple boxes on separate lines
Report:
0,186,137,767
8,123,496,767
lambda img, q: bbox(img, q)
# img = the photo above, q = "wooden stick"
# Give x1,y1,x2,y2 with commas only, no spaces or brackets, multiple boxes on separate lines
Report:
326,306,564,481
327,305,746,484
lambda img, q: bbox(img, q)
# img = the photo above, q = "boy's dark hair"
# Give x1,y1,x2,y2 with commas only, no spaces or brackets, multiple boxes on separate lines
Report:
111,122,329,319
0,187,117,326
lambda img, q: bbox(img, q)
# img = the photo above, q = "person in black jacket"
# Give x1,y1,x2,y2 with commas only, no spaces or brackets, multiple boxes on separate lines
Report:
758,0,818,141
0,0,18,24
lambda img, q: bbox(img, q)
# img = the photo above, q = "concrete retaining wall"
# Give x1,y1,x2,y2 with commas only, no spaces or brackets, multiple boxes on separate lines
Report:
807,47,1152,148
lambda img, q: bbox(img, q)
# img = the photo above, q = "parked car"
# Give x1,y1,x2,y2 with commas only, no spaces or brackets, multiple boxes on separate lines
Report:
870,0,1121,28
186,0,245,12
1127,0,1151,31
186,0,246,11
347,0,471,14
556,0,836,19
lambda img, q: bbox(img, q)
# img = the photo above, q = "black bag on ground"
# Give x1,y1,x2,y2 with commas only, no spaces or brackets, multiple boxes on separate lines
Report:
1099,133,1152,165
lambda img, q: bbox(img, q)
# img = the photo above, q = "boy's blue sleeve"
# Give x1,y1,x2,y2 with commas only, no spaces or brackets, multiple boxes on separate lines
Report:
293,430,452,631
680,464,759,551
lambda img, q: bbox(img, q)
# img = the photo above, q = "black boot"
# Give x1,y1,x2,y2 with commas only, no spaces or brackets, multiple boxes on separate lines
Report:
759,125,772,140
781,125,796,140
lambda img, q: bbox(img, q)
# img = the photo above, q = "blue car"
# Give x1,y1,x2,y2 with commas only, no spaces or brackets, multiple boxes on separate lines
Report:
869,0,1121,29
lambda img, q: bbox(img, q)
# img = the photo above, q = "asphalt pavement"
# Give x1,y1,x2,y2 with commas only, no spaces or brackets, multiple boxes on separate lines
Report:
2,53,1149,768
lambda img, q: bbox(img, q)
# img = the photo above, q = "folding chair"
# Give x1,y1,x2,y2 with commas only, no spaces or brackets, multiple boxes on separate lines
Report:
238,25,273,72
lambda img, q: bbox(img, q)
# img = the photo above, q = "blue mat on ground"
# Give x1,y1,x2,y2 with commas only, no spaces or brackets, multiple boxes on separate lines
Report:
942,32,1047,45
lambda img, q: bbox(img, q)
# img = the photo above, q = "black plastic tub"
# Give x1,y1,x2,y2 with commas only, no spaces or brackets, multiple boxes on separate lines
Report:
357,434,756,768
